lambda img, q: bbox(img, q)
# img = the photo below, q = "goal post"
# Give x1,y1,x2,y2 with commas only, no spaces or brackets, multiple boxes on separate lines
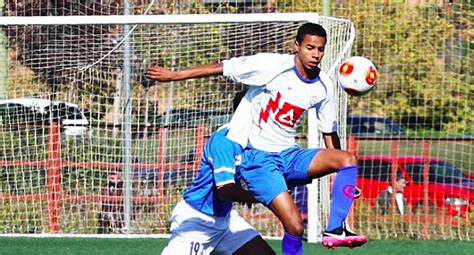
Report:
0,13,354,239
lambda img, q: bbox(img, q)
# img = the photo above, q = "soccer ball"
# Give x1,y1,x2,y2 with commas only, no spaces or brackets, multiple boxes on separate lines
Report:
338,56,378,96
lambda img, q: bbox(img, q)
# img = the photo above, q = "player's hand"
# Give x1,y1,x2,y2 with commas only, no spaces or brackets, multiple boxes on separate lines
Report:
146,66,175,82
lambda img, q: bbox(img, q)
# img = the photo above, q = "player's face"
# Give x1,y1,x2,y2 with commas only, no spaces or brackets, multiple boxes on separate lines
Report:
294,34,326,71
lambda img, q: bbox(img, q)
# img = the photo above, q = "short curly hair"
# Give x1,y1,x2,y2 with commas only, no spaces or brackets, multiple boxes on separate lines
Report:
295,22,327,44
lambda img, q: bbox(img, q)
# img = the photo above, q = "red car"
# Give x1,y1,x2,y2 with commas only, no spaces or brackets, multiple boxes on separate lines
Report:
357,155,474,216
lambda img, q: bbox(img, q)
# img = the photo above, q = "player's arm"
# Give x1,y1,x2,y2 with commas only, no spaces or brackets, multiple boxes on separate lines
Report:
217,184,259,203
207,132,258,203
322,132,342,150
146,63,223,82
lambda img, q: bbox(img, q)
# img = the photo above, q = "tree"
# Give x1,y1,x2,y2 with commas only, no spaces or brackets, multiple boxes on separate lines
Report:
3,1,122,97
333,1,471,133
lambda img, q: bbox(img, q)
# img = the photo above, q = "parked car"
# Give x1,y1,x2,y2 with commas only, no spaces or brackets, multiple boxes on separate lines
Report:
357,155,473,216
347,115,406,137
0,97,89,137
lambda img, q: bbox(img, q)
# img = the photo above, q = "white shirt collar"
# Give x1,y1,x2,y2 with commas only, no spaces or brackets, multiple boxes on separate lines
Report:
387,186,404,215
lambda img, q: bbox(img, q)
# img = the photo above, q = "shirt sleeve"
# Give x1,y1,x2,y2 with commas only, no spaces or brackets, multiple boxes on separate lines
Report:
316,72,338,133
207,132,238,187
222,53,294,86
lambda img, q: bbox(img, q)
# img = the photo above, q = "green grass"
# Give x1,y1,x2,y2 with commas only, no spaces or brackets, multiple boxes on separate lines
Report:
0,238,473,255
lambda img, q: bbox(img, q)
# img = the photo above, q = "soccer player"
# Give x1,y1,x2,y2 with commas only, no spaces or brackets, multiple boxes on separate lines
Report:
148,22,367,253
160,87,275,255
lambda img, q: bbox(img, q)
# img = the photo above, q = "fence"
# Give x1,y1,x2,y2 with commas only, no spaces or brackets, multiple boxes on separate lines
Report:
0,0,471,241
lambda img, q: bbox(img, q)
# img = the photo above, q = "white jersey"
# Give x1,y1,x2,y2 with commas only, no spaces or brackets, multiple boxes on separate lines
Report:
223,53,338,152
224,86,263,148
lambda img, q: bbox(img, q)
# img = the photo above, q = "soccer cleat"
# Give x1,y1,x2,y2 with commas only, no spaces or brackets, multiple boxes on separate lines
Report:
322,227,347,249
322,224,367,249
342,222,368,248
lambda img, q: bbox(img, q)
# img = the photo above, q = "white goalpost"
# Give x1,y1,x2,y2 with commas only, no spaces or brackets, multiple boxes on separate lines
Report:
0,13,354,240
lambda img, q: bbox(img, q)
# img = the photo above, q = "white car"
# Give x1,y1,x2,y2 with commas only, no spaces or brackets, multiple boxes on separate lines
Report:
0,97,89,137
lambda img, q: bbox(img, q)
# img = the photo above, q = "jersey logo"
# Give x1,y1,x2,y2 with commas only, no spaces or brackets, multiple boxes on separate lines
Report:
259,91,305,128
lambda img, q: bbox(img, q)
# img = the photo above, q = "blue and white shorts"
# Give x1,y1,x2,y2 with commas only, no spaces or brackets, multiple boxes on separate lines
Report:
237,145,320,206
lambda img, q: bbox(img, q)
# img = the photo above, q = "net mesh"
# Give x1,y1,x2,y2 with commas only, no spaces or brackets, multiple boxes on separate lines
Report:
1,0,471,241
0,15,354,236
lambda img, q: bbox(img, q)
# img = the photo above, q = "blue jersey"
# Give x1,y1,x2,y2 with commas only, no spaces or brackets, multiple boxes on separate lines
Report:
183,128,242,217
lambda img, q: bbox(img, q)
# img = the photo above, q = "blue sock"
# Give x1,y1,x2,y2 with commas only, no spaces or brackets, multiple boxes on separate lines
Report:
282,231,303,255
326,165,358,232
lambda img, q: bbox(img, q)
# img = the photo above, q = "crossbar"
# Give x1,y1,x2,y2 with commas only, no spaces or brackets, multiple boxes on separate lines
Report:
0,13,318,26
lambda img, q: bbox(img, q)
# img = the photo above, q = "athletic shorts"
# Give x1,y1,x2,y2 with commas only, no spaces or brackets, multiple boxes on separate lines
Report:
161,200,260,255
238,145,320,206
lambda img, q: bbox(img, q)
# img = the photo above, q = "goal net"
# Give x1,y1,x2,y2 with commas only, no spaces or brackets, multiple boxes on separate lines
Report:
0,13,354,239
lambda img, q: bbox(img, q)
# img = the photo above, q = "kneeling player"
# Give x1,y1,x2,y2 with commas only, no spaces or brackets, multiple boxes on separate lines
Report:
161,86,274,255
161,128,274,255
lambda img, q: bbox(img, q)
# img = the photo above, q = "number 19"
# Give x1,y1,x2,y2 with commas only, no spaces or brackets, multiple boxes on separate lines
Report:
190,241,201,255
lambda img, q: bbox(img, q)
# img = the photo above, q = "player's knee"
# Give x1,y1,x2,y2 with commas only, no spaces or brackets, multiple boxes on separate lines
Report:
340,151,358,168
285,221,304,236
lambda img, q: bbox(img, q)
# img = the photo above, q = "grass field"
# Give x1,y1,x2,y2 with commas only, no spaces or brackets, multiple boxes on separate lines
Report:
0,237,473,255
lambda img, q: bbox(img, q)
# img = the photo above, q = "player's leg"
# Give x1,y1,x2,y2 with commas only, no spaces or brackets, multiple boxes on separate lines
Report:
214,210,275,255
282,147,366,249
239,149,304,255
269,192,305,255
305,149,367,249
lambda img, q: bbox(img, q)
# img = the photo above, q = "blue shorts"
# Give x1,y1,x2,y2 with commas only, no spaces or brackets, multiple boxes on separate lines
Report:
237,146,320,206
